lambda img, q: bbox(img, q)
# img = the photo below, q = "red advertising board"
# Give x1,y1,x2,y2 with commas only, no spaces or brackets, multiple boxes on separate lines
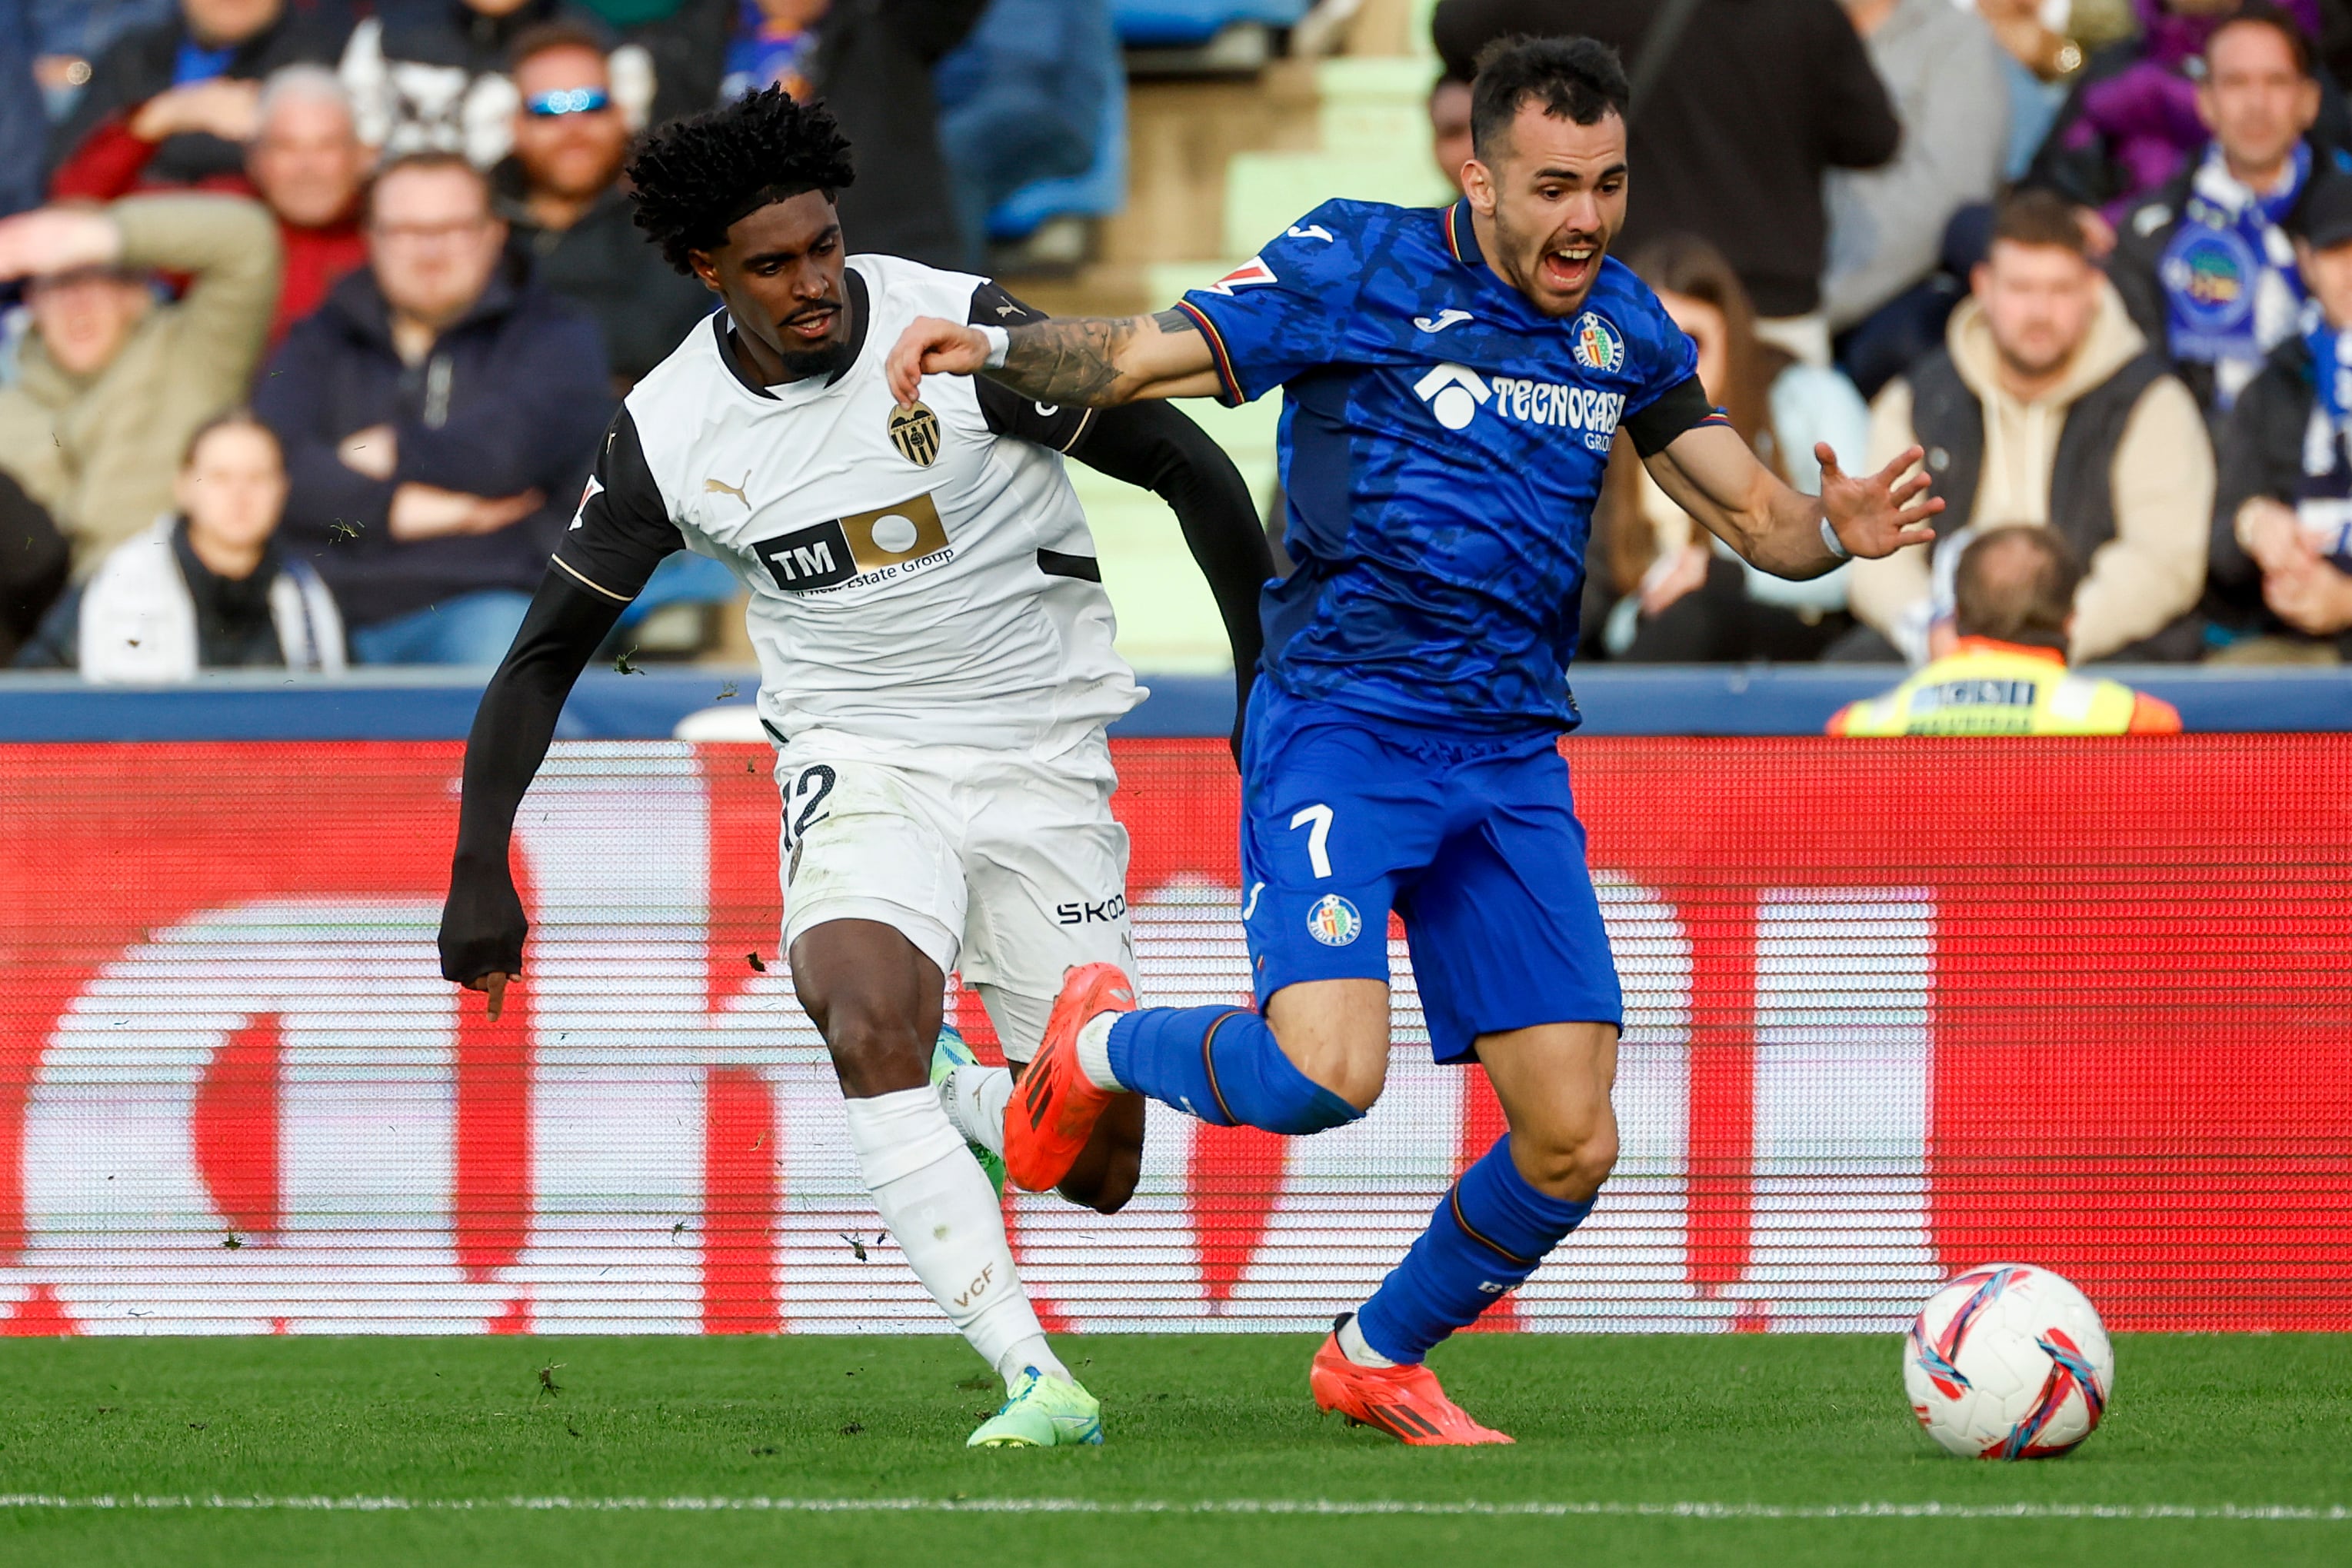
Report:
0,737,2343,1337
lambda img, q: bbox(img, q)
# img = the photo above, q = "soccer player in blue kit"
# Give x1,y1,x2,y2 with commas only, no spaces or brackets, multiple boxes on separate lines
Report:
888,35,1941,1443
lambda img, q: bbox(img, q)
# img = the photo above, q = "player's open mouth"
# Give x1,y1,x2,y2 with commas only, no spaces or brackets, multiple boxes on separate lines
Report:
1541,245,1597,291
781,305,840,340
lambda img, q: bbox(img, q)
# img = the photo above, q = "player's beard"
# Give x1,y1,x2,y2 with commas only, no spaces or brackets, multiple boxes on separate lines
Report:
769,297,856,381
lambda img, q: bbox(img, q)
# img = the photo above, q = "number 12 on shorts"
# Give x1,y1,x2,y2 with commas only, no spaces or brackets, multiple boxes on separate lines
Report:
1291,803,1334,879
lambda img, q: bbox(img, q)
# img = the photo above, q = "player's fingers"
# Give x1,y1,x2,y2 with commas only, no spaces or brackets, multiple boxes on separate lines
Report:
482,971,509,1021
1814,441,1842,481
1890,470,1934,505
1876,445,1927,485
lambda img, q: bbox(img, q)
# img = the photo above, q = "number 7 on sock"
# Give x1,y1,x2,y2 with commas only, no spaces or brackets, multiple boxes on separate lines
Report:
1290,803,1334,879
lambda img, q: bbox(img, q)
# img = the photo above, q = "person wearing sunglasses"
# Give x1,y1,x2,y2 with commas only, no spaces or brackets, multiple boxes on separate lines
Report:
497,20,711,388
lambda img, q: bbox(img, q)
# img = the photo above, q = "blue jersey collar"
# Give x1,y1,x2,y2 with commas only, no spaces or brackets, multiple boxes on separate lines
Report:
1443,200,1484,270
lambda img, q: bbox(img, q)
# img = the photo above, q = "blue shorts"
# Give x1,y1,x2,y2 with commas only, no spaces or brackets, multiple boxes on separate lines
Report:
1238,682,1622,1064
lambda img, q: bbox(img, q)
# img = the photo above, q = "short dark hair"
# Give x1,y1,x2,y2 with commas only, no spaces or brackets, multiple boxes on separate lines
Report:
181,408,281,470
508,18,612,75
1468,35,1629,162
2207,1,2313,77
1953,526,2081,648
625,86,857,274
364,150,493,224
1989,188,2087,258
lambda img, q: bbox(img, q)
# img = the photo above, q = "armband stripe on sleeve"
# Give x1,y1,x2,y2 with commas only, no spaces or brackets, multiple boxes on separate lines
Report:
1058,404,1098,453
551,554,633,602
1173,298,1244,406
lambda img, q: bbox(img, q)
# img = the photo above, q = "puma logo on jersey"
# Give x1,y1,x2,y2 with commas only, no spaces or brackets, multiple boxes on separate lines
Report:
569,474,603,529
1414,308,1474,335
704,471,751,508
1287,224,1334,243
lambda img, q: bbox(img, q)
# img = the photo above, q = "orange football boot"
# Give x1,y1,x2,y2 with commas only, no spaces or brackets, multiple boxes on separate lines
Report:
1310,1323,1515,1446
1003,962,1136,1192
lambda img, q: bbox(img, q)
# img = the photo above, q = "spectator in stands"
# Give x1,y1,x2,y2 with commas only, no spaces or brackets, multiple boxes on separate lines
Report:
934,0,1115,269
1431,0,1899,364
721,0,822,103
341,1,655,170
498,22,709,386
256,152,609,665
1829,526,2183,732
720,0,985,268
569,0,728,125
0,192,281,576
1429,71,1474,195
1845,191,2213,665
0,469,71,664
1978,0,2139,181
2028,0,2340,242
2207,171,2352,658
44,0,348,192
1824,0,2008,399
53,64,370,349
1593,234,1869,661
27,1,177,119
15,411,344,677
1,1,45,219
2110,7,2343,421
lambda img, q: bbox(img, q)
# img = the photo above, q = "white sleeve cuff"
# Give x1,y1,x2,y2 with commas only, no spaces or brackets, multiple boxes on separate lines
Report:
978,325,1010,370
1819,516,1852,561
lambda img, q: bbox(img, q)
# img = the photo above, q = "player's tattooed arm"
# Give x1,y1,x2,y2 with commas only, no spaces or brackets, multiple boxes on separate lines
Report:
887,308,1221,408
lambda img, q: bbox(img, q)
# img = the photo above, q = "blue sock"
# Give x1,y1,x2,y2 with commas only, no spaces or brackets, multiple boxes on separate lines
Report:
1354,1135,1595,1363
1104,1007,1362,1134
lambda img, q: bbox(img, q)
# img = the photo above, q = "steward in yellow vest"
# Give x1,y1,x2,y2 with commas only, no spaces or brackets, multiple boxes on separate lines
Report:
1827,524,2183,736
1827,637,2181,734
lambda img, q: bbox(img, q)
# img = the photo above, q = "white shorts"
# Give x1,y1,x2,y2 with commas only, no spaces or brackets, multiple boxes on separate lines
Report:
776,731,1134,1061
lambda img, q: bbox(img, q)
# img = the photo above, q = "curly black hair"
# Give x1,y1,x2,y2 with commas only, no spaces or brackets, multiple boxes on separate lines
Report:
626,86,858,274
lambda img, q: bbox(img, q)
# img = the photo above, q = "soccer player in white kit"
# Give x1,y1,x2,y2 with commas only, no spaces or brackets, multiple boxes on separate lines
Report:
436,88,1270,1447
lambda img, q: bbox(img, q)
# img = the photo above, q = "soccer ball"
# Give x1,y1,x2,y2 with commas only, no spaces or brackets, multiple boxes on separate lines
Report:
1903,1263,2114,1460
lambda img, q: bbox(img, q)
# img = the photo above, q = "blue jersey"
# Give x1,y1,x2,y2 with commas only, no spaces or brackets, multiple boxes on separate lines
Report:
1178,198,1718,731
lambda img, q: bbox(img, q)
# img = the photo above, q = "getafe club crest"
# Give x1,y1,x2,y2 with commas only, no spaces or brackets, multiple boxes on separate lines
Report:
1306,894,1362,947
1570,311,1624,374
889,400,942,466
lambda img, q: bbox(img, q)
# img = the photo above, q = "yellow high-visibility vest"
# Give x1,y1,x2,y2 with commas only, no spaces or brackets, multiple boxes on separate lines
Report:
1828,639,2182,737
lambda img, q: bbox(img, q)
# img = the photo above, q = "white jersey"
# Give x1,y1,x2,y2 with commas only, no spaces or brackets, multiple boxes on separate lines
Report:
555,254,1142,754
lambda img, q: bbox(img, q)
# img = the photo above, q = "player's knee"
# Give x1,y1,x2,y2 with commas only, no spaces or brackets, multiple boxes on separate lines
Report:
806,996,932,1095
1516,1120,1617,1201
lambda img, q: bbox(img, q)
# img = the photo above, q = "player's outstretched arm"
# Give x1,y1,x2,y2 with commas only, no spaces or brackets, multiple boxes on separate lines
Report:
1064,402,1274,757
888,310,1225,408
438,568,631,1018
1644,422,1942,580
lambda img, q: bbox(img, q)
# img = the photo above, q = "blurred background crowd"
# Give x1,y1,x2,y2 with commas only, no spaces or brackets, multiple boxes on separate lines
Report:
4,0,2352,681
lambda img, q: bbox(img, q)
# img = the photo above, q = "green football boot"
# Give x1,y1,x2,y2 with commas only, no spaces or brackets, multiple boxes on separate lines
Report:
931,1024,1006,1198
966,1367,1104,1448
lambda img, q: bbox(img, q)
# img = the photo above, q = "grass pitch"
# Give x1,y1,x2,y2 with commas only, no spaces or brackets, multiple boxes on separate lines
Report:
0,1333,2343,1566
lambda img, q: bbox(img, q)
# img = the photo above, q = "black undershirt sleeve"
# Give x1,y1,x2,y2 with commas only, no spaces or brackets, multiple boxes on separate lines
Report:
1624,372,1720,458
440,406,679,984
1061,403,1272,757
965,280,1271,757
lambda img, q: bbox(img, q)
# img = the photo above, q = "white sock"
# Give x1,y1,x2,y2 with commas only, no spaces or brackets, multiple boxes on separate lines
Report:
938,1064,1012,1158
1073,1012,1126,1093
1338,1312,1396,1368
843,1087,1070,1392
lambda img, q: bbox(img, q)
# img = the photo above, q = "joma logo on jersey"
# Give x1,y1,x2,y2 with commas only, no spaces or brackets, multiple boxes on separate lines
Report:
753,491,951,594
1414,362,1625,448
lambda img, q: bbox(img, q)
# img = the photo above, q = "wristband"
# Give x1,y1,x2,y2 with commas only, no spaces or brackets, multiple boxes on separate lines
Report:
978,325,1010,370
1820,517,1852,561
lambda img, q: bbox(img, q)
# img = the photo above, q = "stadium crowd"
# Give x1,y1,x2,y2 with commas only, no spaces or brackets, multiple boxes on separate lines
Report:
2,0,2350,676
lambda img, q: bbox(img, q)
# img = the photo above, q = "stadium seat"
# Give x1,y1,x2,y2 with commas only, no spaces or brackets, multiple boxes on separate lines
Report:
985,72,1129,242
1111,0,1312,49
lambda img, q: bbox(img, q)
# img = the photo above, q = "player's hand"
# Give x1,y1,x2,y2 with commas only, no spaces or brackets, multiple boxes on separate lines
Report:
464,970,515,1020
1819,443,1941,560
441,852,528,1002
886,316,990,407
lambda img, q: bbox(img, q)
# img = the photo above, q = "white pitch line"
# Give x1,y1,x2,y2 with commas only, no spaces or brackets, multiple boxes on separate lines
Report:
0,1496,2343,1521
